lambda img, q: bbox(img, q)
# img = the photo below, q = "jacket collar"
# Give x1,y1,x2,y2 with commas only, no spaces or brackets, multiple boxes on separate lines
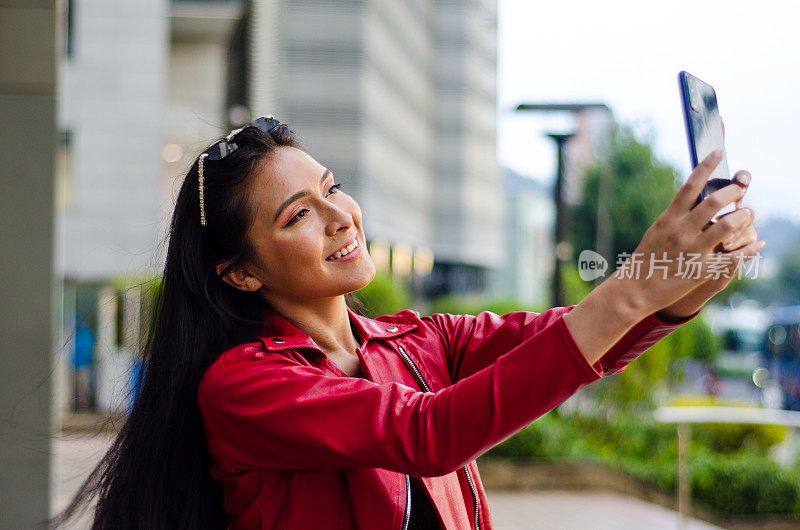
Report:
256,305,417,354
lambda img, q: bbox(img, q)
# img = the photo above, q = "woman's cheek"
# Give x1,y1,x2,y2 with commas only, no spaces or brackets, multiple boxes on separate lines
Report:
276,236,306,258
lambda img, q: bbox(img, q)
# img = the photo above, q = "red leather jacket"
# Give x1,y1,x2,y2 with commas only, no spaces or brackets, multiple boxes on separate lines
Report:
197,304,700,529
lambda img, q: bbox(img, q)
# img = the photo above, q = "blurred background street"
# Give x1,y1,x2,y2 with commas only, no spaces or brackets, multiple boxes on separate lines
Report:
4,0,800,527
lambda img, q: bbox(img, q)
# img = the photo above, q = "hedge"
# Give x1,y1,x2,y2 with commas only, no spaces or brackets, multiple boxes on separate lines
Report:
487,411,800,519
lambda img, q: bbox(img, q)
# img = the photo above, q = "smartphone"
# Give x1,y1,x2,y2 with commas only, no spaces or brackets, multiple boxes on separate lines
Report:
678,71,735,220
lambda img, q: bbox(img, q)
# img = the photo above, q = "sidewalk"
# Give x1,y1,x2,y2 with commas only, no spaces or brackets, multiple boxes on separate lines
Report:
52,434,721,529
51,433,115,529
485,490,722,529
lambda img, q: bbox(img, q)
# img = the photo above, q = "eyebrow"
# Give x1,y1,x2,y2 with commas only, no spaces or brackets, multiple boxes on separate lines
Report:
273,168,333,223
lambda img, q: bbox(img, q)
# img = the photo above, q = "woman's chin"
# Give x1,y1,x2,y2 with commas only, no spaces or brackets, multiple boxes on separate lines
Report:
347,262,377,293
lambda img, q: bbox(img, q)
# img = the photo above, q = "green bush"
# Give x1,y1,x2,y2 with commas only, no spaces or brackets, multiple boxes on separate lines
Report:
354,272,412,317
486,411,800,519
575,414,677,461
602,454,678,492
488,413,592,459
694,422,787,454
427,294,542,317
691,449,800,517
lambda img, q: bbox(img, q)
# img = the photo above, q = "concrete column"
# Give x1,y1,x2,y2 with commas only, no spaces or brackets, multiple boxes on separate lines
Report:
0,0,58,526
56,281,77,417
249,0,281,116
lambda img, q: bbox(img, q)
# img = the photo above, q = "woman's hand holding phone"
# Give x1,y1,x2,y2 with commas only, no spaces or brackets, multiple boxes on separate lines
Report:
562,151,762,366
612,150,764,321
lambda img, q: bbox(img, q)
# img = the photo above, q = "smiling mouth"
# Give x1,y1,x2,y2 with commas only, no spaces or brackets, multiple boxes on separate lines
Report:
326,238,359,261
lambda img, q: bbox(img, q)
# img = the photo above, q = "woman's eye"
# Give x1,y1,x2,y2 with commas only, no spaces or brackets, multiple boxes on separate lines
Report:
285,209,309,227
283,184,342,228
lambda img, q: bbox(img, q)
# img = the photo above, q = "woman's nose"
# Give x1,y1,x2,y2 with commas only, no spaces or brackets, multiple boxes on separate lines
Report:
324,202,354,236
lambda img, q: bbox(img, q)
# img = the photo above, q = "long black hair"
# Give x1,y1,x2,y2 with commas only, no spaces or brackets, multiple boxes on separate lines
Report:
48,122,367,528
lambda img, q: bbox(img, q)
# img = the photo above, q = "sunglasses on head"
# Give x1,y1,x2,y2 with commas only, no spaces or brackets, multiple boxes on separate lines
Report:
197,115,285,226
201,115,284,162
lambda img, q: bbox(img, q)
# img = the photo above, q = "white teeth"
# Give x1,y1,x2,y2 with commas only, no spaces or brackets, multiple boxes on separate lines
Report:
327,239,359,261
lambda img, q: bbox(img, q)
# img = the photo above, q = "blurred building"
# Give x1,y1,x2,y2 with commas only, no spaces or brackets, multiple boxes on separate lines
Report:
56,0,501,413
56,0,243,414
493,168,554,309
239,0,502,298
56,0,171,414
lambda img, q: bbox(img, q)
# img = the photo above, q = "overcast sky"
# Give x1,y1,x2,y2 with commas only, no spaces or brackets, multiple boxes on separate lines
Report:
497,0,799,224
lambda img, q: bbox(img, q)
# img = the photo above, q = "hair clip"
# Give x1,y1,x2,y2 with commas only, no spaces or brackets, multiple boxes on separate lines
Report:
226,126,245,142
197,114,281,227
198,153,209,226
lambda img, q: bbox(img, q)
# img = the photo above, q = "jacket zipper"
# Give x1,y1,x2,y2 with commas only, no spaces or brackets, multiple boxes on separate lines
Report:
402,474,411,530
397,345,481,530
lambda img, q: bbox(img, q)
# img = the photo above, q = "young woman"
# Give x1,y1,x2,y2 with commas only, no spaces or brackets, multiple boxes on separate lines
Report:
51,117,761,529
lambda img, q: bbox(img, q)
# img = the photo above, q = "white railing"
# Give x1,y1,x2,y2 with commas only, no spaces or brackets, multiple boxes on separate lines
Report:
654,405,800,529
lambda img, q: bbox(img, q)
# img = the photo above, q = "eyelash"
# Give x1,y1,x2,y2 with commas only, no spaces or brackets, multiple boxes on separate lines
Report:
284,183,342,227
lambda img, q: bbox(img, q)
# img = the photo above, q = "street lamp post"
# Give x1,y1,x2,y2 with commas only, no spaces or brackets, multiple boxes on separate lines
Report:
515,103,612,307
547,133,573,308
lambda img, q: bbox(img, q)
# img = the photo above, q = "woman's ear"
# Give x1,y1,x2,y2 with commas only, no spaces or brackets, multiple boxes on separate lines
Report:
215,262,263,292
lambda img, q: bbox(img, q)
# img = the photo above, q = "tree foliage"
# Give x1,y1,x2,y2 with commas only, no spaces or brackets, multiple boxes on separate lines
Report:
569,126,681,263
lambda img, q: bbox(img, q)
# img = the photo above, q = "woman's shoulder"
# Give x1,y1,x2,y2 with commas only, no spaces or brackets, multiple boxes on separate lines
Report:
197,339,312,407
353,308,456,340
215,341,267,364
363,310,479,350
199,341,269,385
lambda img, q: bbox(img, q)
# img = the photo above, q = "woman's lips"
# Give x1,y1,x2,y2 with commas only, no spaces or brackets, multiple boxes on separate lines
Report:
325,238,363,262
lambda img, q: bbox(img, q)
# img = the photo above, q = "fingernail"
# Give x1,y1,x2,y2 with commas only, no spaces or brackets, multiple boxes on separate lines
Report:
757,240,766,250
734,172,751,187
712,149,724,160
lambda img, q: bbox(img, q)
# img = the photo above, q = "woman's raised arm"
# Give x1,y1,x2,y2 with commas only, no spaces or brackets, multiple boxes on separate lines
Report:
565,149,762,366
420,303,700,384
